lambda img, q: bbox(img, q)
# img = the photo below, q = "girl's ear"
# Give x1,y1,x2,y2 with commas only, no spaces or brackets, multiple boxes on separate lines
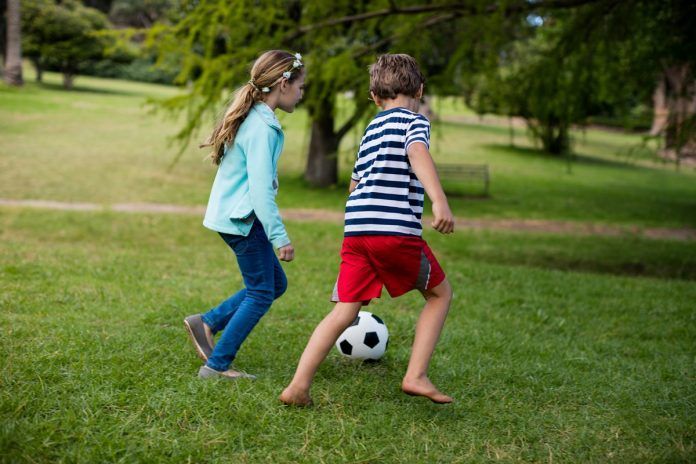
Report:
279,78,289,93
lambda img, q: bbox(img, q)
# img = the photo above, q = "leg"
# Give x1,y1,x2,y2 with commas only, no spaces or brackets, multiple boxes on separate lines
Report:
402,278,454,403
205,223,277,373
280,301,362,406
204,255,286,333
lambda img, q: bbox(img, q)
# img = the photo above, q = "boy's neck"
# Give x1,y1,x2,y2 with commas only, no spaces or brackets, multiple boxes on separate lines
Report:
379,95,420,113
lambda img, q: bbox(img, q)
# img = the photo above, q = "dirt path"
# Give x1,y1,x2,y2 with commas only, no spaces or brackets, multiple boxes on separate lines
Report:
1,198,694,241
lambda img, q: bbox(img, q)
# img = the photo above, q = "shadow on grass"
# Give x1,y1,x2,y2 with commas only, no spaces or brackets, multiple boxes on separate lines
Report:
481,143,647,171
469,253,696,281
437,233,696,281
38,81,145,98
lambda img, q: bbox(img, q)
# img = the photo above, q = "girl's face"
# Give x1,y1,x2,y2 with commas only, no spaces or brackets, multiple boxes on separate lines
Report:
277,72,305,113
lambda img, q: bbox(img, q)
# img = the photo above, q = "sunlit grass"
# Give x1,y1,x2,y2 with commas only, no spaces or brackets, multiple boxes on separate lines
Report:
1,209,694,462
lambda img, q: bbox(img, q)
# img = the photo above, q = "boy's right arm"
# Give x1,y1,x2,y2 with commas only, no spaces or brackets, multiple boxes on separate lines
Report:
407,143,454,234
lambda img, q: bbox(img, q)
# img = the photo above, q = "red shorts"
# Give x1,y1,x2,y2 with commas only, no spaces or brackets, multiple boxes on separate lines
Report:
331,235,446,304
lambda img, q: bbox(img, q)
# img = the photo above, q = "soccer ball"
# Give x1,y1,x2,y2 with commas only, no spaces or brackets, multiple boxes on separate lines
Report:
335,311,389,360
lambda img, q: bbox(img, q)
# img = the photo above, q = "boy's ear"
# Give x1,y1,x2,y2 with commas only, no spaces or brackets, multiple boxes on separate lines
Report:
370,91,382,107
416,84,424,100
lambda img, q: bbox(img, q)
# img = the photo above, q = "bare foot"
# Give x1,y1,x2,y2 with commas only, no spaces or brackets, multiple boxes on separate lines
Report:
279,385,313,407
402,376,453,404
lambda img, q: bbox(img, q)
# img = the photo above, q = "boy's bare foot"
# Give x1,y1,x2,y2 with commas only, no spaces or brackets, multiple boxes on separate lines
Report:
401,376,453,404
279,385,313,407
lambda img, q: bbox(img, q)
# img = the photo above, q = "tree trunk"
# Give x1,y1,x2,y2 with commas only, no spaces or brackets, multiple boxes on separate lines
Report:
537,120,569,155
658,65,696,166
4,0,23,86
650,76,668,136
32,59,43,83
305,98,339,187
63,72,75,89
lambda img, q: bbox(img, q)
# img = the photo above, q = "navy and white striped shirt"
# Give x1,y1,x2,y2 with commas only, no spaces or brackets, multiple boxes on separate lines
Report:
344,107,431,237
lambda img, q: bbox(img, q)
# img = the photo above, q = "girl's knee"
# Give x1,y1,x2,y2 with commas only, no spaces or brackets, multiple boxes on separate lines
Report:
274,274,288,299
247,288,275,308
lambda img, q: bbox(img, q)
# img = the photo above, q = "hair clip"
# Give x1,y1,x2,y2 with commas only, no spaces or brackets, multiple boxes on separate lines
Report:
261,87,270,93
283,71,292,79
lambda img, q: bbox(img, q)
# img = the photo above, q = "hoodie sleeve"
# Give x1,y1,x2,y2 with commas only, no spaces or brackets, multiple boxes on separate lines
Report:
244,125,291,249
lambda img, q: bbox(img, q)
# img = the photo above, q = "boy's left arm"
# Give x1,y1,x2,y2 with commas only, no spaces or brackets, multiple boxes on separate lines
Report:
407,143,455,234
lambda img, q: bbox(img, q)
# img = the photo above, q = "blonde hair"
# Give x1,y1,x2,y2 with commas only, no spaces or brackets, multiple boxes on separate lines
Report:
203,50,303,165
369,54,425,100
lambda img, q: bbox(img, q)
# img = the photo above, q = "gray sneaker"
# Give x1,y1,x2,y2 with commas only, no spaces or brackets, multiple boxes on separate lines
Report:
198,365,257,380
184,314,214,361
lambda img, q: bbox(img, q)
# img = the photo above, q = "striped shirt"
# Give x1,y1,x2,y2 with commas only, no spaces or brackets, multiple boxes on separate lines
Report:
344,107,431,237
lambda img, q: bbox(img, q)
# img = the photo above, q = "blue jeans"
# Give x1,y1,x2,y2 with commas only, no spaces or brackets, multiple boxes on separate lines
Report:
202,219,287,371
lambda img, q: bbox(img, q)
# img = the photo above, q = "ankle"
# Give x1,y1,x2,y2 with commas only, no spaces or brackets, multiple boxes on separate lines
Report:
286,382,311,394
403,372,427,382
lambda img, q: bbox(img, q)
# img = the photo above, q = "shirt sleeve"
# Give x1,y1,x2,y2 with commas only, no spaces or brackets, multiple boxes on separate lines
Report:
244,126,291,249
351,158,360,182
405,116,431,151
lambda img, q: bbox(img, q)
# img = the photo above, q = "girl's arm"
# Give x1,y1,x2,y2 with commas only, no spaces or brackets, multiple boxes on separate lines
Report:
245,127,291,249
407,142,454,234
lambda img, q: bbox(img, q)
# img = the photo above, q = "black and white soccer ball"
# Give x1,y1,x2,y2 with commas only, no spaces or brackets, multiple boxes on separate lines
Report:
335,311,389,360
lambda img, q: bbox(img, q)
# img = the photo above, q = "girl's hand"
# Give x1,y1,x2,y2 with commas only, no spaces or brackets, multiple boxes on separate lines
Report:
431,201,455,234
278,244,295,262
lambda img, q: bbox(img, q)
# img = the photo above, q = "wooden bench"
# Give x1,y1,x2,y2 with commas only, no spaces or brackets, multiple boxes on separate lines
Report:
437,163,490,197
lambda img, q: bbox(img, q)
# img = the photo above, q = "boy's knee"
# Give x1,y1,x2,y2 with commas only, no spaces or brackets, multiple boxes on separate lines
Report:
424,278,453,302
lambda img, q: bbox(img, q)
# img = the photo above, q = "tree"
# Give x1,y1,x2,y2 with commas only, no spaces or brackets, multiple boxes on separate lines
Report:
4,0,23,86
109,0,176,28
22,0,109,89
152,0,604,184
469,0,696,157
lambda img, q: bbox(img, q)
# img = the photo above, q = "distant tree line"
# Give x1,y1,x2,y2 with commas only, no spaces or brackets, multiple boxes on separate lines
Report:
149,0,695,182
3,0,694,174
2,0,179,88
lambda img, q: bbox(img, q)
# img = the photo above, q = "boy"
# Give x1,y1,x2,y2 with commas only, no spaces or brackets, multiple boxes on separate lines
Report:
280,54,454,406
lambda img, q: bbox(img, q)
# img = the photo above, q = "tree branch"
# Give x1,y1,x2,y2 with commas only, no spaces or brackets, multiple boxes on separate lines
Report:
336,98,370,140
284,0,604,43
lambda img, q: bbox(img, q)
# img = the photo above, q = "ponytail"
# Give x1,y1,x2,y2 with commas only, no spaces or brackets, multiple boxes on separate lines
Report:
203,84,262,165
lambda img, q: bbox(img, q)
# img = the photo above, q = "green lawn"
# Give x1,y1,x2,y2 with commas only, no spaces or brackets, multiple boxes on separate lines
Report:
1,209,695,462
1,71,695,462
2,72,695,228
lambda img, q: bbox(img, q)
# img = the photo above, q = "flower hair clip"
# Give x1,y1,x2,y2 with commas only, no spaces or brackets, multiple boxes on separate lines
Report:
248,79,271,93
292,52,303,69
281,53,303,81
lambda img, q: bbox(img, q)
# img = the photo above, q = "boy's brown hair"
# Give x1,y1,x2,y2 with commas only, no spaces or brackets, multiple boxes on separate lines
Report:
369,54,425,100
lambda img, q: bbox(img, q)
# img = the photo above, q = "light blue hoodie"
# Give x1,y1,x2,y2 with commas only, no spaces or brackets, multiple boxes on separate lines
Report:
203,102,290,249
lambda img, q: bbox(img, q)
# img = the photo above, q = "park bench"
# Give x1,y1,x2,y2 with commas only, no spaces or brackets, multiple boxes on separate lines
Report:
437,163,490,197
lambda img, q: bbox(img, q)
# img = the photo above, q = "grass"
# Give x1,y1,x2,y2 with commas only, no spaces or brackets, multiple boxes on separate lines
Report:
1,208,695,462
2,72,696,228
1,71,695,462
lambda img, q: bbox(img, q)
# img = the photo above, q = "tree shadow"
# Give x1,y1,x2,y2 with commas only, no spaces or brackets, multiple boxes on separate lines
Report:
38,81,144,97
454,239,696,281
480,143,647,171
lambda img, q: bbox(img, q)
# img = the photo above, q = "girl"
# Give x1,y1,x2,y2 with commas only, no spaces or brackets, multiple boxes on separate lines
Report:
184,50,305,380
